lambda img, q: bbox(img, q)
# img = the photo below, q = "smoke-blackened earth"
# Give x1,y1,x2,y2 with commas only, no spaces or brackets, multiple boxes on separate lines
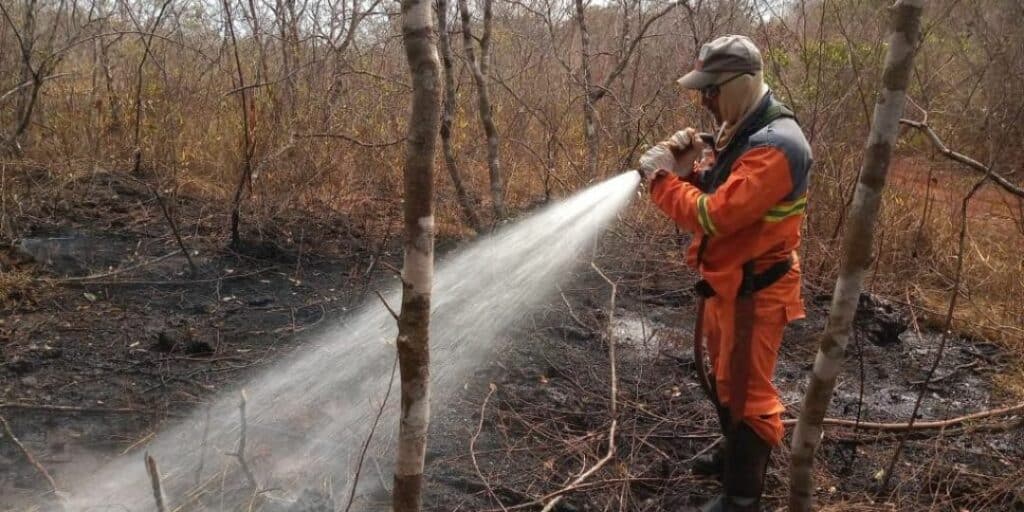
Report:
2,171,1021,511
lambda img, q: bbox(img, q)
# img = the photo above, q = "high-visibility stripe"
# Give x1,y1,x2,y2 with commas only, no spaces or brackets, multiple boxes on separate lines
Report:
764,195,807,222
697,194,718,235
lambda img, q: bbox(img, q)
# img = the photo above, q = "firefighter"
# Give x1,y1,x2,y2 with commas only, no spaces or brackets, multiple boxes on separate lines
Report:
638,35,812,511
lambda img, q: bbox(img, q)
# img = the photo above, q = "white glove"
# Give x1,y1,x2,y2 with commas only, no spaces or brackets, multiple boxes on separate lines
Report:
638,144,675,182
661,128,704,179
667,129,695,151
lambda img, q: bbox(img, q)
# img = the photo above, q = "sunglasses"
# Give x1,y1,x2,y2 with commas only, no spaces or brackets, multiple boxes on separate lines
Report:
699,72,755,99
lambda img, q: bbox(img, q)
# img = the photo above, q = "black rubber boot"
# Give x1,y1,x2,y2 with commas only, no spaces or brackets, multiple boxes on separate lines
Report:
692,407,730,478
698,422,772,512
692,443,725,478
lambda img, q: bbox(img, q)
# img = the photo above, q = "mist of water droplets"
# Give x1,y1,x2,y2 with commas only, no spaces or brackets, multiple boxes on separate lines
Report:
68,171,641,510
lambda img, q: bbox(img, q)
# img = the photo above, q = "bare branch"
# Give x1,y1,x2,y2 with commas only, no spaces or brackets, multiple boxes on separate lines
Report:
375,290,400,321
53,250,182,283
144,453,167,512
230,390,260,490
294,132,406,148
782,401,1024,432
900,118,1024,198
590,0,685,103
0,73,74,105
343,356,398,512
130,0,175,174
0,415,59,497
470,383,505,511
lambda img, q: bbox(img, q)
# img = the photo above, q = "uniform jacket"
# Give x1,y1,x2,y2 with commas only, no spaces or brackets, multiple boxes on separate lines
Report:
650,92,812,324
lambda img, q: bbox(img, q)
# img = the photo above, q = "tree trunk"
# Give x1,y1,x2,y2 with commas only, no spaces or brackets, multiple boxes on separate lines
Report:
223,0,256,247
274,0,295,116
574,0,598,178
1,0,38,154
6,76,42,154
12,0,37,138
788,2,924,511
129,0,174,174
458,0,505,221
392,0,440,507
436,0,483,234
244,0,278,122
98,37,122,133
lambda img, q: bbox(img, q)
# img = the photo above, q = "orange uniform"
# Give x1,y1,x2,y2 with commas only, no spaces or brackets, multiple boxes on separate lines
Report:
650,95,811,445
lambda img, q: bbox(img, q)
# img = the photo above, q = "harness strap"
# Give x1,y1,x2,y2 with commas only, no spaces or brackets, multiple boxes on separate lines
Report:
693,257,792,299
729,285,756,432
692,296,717,406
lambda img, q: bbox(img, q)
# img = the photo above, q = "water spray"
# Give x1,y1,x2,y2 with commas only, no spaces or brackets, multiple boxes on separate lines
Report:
67,172,641,511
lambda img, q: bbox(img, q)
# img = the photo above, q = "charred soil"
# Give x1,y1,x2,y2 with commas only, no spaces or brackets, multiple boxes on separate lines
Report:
1,170,1022,511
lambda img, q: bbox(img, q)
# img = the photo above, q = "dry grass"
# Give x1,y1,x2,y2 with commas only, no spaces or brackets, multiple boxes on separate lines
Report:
0,0,1020,357
0,267,33,305
800,151,1024,353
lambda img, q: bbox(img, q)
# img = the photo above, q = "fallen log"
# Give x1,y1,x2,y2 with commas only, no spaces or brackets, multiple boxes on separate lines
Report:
783,401,1024,431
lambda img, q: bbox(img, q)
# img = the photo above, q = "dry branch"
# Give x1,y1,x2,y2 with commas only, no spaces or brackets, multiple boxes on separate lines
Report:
144,186,197,276
52,250,182,283
470,383,506,511
223,0,256,247
344,356,398,512
558,288,594,331
0,414,59,496
293,132,406,148
375,290,400,321
122,172,197,275
230,390,259,490
194,407,211,487
900,118,1024,198
0,73,73,104
129,0,175,174
0,402,148,414
781,401,1024,431
145,452,167,512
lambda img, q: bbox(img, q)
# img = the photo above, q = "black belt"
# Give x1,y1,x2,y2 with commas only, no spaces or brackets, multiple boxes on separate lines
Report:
694,257,792,299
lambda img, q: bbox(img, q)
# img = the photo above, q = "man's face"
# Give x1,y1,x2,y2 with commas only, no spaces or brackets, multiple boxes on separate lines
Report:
700,88,722,124
694,73,751,125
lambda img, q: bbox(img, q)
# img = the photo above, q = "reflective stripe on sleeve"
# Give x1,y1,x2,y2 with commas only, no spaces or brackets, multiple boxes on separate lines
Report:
764,195,807,222
697,194,718,235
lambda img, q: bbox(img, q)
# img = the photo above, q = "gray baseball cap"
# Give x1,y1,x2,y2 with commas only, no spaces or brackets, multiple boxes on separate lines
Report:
677,35,763,90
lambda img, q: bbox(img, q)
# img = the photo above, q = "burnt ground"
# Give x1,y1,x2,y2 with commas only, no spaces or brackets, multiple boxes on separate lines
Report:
1,170,1023,511
423,270,1024,512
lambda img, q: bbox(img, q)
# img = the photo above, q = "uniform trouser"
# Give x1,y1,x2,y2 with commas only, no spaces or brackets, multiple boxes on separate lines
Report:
702,294,787,445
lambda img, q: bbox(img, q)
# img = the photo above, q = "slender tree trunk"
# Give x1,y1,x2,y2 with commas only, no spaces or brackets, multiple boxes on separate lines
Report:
223,0,255,247
12,0,36,136
574,0,598,178
244,0,278,121
788,2,924,511
129,0,174,174
274,0,295,115
99,37,121,133
6,77,42,154
0,0,38,154
436,0,483,233
458,0,505,221
392,0,440,507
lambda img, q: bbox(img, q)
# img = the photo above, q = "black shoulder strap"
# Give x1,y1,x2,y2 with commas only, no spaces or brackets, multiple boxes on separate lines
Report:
701,97,796,193
695,96,796,265
758,101,796,126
